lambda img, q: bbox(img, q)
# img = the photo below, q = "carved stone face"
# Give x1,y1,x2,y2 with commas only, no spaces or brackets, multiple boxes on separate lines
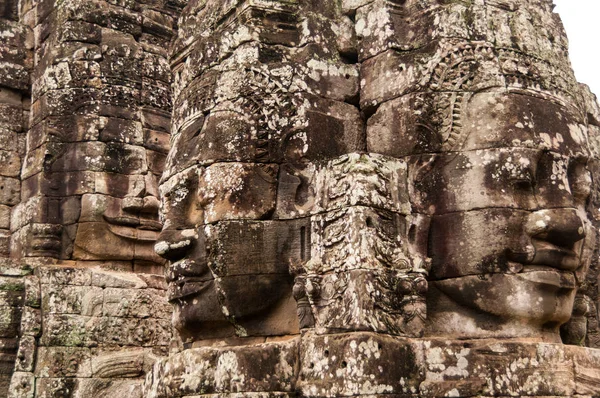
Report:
72,172,163,264
69,138,166,265
155,161,301,341
422,92,595,341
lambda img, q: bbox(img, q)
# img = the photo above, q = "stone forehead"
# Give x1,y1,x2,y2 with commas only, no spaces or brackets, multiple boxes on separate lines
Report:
368,89,591,158
459,91,591,155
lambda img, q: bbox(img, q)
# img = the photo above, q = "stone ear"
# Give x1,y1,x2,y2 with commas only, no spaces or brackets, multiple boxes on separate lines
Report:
405,214,432,274
408,154,437,209
410,154,436,183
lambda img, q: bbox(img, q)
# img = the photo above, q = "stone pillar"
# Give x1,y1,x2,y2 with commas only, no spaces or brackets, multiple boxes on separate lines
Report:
0,0,32,395
0,0,31,260
157,0,367,343
356,0,594,343
6,1,184,397
11,0,180,271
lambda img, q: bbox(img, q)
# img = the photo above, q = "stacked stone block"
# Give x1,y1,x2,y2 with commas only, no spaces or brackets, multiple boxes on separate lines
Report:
9,266,172,397
0,266,30,397
0,0,598,397
571,84,600,348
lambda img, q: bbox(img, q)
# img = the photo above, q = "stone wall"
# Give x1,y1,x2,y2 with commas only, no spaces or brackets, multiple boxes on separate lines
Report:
573,84,600,349
144,333,600,397
9,266,172,397
0,265,30,397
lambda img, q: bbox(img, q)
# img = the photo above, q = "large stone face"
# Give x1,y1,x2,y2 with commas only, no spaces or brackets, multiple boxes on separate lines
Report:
8,0,178,269
0,0,600,397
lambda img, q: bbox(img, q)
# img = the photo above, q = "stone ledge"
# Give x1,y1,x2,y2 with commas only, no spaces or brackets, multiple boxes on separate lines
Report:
143,333,600,398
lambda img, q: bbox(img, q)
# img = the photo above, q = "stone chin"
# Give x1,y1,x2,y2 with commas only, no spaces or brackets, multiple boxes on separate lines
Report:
171,280,234,341
427,271,578,342
168,273,299,342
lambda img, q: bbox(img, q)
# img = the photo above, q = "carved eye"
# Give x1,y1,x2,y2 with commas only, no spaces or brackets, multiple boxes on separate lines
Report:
568,160,592,201
509,168,535,190
503,154,537,191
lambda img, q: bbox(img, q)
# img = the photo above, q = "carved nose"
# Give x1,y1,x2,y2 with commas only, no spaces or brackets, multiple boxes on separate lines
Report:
154,229,197,261
141,196,160,214
122,196,160,213
123,174,160,214
525,209,585,247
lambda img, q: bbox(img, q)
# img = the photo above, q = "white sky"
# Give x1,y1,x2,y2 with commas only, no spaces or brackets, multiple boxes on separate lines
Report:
553,0,600,98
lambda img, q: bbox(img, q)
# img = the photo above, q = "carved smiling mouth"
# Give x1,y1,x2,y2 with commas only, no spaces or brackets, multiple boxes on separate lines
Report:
104,214,162,240
167,278,213,301
515,266,577,289
529,242,580,271
506,243,581,288
166,259,214,302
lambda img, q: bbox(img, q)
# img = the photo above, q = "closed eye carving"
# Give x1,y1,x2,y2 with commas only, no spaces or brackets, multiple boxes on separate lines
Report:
509,167,535,190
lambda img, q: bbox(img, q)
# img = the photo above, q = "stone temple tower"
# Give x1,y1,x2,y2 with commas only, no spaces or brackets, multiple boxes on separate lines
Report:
1,0,600,397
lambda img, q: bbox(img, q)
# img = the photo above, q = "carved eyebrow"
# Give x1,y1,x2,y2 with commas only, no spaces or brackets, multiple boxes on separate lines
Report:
159,167,201,196
568,156,591,168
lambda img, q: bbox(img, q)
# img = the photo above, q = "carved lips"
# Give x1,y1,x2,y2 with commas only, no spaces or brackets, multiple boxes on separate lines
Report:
515,267,577,289
528,240,582,271
167,277,212,301
507,234,584,289
165,259,214,302
103,205,162,241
